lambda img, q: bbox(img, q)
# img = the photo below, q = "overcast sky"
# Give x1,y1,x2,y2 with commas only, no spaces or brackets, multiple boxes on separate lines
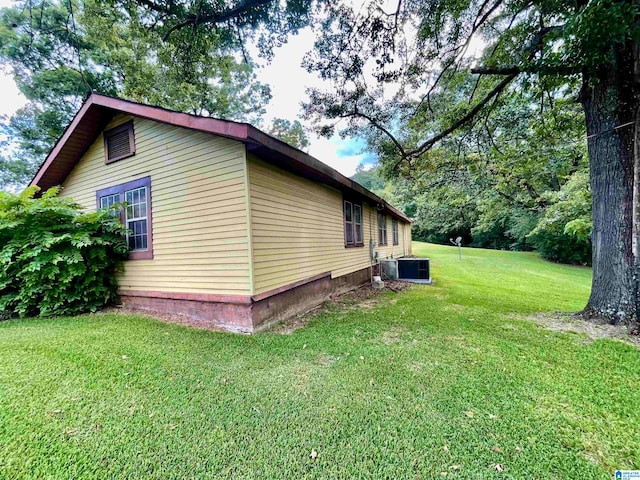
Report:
0,2,371,176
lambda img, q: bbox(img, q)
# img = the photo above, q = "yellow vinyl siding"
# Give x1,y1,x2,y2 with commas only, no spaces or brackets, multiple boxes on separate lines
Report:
404,222,413,255
62,115,251,295
376,215,407,260
248,155,411,295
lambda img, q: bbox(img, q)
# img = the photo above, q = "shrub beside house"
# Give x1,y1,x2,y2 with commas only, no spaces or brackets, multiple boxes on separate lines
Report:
0,187,128,318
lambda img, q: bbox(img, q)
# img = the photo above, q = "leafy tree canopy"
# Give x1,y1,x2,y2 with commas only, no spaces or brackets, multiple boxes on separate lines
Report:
268,118,310,150
352,84,591,264
0,0,313,189
303,0,637,155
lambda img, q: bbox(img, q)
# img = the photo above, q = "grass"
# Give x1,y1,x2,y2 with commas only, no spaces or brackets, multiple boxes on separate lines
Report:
0,242,638,479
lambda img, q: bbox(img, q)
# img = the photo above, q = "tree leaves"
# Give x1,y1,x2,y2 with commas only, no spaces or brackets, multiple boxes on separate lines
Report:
0,0,296,189
268,118,310,150
0,187,128,318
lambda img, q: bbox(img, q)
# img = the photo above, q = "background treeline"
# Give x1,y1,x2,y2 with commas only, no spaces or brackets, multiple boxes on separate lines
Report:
351,83,592,266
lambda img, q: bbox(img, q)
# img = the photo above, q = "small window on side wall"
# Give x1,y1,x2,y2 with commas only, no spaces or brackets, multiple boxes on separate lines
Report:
343,199,364,247
377,212,387,246
96,176,152,260
104,120,135,164
354,204,363,244
392,219,399,245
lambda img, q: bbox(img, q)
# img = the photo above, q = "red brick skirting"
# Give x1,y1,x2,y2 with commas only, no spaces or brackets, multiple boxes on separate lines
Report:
118,266,372,333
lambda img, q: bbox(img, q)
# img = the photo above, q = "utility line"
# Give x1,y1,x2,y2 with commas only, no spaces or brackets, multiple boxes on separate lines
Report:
586,121,635,141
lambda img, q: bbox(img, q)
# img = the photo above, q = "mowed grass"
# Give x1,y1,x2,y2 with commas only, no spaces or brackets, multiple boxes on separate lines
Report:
1,242,638,479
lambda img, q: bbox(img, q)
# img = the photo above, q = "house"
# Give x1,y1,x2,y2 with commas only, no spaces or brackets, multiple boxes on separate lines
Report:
30,94,412,333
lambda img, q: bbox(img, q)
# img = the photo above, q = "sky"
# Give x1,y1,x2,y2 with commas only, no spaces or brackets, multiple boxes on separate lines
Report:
0,2,373,177
253,28,375,175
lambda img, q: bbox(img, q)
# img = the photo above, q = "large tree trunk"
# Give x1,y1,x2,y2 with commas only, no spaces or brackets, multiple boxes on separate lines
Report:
632,28,640,335
581,39,639,329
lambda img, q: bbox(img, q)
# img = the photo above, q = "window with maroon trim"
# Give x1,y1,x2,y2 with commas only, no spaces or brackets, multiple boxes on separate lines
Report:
343,199,364,247
96,176,153,260
104,120,135,164
377,212,387,246
392,218,399,245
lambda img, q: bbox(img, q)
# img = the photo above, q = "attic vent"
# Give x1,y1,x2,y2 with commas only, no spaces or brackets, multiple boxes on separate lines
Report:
104,120,135,164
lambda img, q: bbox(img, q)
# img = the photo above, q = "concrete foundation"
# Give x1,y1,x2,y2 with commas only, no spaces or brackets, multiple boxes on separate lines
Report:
120,266,372,333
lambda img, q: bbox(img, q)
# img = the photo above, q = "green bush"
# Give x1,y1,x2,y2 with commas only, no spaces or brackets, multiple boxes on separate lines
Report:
0,187,129,318
528,171,592,265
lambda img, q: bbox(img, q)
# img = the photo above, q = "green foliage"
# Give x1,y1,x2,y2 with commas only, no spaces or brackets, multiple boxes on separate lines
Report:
347,84,591,264
267,118,310,150
0,0,284,188
351,164,386,191
350,163,414,222
528,171,592,265
471,200,538,251
301,0,637,273
410,173,480,245
0,187,128,318
305,0,639,138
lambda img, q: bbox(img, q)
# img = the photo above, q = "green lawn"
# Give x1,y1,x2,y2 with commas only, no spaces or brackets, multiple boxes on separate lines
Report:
1,242,638,479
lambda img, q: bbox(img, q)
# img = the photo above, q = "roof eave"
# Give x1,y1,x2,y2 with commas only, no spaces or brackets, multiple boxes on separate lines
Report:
246,127,412,223
30,94,412,223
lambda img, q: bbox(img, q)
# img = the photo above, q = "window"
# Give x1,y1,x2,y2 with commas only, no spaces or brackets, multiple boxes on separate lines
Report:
104,120,135,164
100,193,120,217
392,219,399,245
354,204,363,244
125,187,148,252
377,212,387,246
343,199,364,247
96,176,152,260
344,200,354,244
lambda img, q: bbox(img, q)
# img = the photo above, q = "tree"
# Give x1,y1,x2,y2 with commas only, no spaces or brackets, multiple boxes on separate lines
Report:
0,0,310,187
528,170,592,264
393,80,591,261
302,0,639,331
351,163,386,191
268,118,310,150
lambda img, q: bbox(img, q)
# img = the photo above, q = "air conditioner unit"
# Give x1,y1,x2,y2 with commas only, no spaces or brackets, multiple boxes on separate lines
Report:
379,259,398,280
397,258,431,283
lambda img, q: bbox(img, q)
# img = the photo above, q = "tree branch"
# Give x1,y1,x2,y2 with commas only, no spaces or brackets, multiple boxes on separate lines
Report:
471,64,580,76
394,72,518,170
413,0,504,118
341,109,408,159
134,0,276,40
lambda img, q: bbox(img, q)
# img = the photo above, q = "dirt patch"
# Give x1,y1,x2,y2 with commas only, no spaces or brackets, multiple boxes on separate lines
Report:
272,281,414,334
317,353,341,366
529,312,640,348
98,306,232,333
382,325,409,345
336,281,413,306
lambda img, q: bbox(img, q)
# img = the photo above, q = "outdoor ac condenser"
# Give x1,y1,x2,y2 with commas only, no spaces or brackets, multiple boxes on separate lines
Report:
379,259,399,280
397,258,431,283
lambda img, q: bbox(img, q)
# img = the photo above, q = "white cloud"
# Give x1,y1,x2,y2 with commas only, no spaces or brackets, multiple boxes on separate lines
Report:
255,29,317,124
308,135,370,177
